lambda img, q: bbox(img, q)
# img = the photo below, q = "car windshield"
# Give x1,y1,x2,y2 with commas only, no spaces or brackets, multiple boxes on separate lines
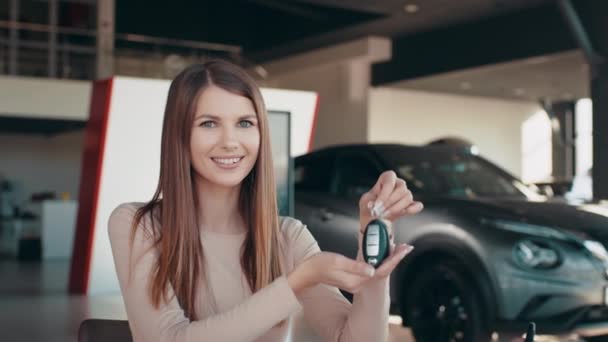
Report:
381,148,539,199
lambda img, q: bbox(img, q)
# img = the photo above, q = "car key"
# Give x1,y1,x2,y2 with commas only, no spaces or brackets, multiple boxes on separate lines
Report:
362,218,390,268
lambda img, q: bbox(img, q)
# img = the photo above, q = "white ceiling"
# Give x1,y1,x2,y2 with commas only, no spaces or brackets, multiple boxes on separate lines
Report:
388,50,589,102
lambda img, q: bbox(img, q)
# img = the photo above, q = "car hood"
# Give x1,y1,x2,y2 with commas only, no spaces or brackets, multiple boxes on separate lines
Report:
428,196,608,241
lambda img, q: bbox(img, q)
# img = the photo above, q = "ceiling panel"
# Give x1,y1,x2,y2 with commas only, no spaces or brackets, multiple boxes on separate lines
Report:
388,50,589,102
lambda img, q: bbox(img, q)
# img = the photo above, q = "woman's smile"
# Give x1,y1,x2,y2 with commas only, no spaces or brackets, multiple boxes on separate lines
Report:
211,156,244,169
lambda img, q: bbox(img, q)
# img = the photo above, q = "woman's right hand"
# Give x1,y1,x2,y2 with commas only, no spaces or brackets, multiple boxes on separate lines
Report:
287,252,376,295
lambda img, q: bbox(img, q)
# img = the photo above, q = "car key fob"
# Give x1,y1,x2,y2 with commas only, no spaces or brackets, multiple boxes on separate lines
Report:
362,219,390,268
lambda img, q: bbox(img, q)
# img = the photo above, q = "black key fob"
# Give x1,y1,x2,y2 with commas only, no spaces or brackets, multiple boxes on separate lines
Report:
362,219,390,268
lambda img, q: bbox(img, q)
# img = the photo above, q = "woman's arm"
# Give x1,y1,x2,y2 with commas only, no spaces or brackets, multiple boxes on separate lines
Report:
285,218,390,342
287,171,422,342
109,203,302,342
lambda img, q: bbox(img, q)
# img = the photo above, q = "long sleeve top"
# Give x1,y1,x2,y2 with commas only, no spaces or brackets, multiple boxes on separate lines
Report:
108,202,390,342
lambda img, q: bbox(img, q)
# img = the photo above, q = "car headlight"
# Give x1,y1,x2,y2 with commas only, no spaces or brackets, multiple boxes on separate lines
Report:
513,240,561,269
584,240,608,262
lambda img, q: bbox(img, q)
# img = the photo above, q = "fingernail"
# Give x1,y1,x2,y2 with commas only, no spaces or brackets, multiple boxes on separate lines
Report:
367,201,374,209
400,245,414,258
372,201,384,217
373,200,383,210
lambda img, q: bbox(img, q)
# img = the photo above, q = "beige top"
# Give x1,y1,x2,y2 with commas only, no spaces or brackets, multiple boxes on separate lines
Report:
108,202,390,342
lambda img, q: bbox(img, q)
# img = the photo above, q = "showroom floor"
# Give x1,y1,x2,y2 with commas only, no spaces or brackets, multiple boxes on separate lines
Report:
0,258,582,342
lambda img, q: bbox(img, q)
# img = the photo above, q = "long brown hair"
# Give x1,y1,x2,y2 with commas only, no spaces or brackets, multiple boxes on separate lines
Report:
128,60,284,320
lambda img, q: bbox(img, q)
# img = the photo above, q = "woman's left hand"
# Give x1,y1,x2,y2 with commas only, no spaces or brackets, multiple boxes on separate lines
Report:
357,170,424,278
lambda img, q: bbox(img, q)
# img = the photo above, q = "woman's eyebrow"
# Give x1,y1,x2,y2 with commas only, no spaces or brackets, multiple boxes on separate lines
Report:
195,114,257,120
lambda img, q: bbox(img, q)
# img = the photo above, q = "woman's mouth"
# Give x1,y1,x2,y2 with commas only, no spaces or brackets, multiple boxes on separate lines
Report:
211,156,244,169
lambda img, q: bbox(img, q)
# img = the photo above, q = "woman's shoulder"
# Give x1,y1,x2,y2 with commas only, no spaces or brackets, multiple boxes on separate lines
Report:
278,216,305,233
107,202,155,240
278,216,316,245
278,216,320,263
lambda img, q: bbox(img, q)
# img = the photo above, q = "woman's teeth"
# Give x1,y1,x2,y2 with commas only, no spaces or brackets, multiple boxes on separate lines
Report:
212,157,243,165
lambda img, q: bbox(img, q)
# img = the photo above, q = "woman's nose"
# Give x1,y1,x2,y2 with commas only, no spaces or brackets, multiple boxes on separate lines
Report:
220,127,239,150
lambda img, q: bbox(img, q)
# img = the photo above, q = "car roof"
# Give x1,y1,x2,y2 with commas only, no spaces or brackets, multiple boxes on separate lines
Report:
295,143,471,160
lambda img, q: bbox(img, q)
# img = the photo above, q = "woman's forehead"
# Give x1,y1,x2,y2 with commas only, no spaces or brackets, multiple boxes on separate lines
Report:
196,85,256,117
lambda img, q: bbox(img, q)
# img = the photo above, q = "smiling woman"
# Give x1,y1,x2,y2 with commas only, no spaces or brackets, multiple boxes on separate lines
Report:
107,59,421,342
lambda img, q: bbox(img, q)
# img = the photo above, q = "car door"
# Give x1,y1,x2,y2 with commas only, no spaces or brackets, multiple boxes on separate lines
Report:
320,150,384,259
293,152,340,253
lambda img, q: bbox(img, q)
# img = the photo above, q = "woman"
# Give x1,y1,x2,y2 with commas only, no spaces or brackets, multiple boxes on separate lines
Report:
108,60,423,342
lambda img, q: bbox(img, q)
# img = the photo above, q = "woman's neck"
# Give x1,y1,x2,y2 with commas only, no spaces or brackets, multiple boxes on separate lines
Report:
194,178,246,234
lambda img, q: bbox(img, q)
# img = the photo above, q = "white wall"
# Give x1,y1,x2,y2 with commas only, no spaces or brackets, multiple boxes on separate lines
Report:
264,60,370,150
0,76,91,120
261,37,391,151
0,130,85,205
369,87,545,179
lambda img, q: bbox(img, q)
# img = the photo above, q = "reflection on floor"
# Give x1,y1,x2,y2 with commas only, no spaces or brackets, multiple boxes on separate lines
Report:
1,293,416,342
0,258,70,294
0,258,586,342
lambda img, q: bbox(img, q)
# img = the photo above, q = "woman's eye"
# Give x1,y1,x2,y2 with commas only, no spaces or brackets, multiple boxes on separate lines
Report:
239,120,254,128
200,121,216,128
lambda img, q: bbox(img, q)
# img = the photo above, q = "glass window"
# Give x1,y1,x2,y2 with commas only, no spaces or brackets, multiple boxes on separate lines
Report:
378,146,530,198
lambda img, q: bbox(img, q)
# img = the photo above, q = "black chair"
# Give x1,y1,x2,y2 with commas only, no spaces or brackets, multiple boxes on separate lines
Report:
78,319,132,342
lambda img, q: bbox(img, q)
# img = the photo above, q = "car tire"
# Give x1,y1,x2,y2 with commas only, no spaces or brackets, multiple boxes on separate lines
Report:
401,259,491,342
585,336,608,342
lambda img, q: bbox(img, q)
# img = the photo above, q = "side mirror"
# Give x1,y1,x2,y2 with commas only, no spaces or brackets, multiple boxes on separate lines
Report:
539,185,554,197
527,183,554,197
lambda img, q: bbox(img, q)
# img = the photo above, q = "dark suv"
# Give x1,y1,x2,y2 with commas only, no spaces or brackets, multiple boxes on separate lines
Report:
293,143,608,342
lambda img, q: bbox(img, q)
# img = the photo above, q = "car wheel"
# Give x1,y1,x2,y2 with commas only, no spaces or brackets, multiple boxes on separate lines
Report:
401,260,490,342
585,336,608,342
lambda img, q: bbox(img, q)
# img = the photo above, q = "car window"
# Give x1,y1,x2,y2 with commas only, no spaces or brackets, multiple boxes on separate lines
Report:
395,153,524,198
294,155,333,193
335,154,380,198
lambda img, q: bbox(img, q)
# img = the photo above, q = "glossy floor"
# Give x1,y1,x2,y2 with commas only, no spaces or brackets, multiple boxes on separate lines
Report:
0,259,584,342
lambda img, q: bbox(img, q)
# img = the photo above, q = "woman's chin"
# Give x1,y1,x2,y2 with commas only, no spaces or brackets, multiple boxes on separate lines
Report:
202,174,247,189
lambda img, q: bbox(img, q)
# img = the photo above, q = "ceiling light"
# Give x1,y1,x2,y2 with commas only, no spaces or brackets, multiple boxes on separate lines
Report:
403,4,419,13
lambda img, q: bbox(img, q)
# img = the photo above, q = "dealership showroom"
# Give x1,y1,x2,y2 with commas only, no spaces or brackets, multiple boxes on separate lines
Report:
2,0,608,341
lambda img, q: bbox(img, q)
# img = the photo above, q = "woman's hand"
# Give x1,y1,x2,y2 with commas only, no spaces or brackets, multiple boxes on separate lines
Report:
357,170,423,278
359,170,423,226
287,252,376,295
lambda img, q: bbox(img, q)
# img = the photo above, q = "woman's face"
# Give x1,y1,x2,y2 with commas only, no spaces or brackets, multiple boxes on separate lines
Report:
190,85,260,189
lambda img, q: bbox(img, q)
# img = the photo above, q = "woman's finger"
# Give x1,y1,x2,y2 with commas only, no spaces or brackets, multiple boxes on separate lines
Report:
384,191,414,220
359,190,377,212
334,254,376,277
375,243,414,278
404,201,424,215
372,171,397,216
334,271,372,293
383,180,410,213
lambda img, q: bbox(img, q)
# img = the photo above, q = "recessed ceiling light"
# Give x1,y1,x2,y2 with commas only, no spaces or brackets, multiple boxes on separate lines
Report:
403,4,419,13
460,82,472,90
513,88,525,96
